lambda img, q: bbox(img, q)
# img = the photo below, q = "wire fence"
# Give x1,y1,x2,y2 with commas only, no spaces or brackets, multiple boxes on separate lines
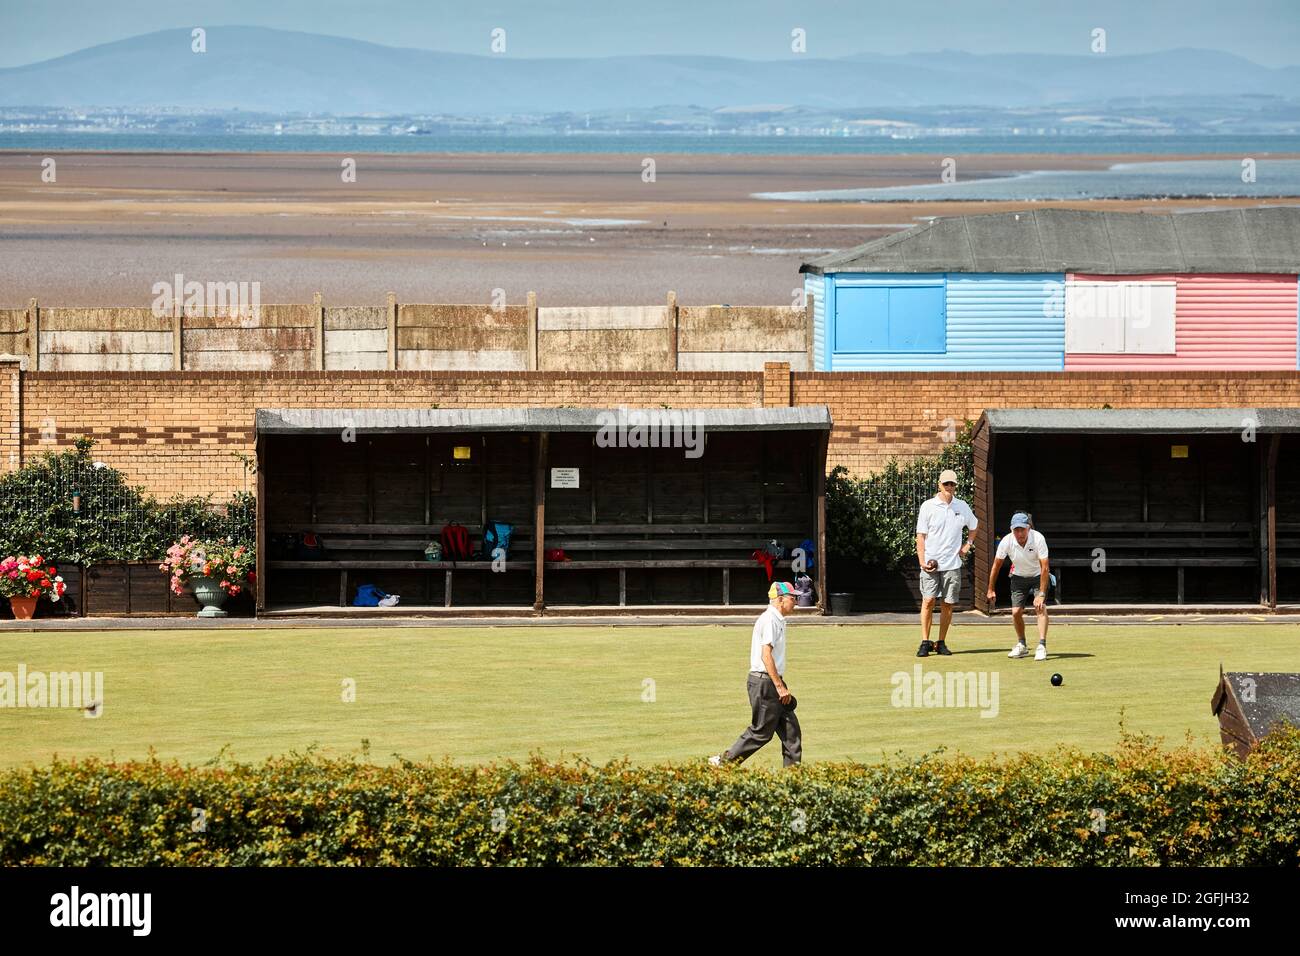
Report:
0,449,254,565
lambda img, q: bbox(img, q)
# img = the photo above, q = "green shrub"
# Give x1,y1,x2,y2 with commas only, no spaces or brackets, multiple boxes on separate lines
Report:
1,728,1296,866
826,420,975,569
0,437,254,564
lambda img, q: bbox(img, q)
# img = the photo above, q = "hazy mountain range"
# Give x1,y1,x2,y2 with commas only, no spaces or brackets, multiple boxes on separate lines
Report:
2,26,1298,115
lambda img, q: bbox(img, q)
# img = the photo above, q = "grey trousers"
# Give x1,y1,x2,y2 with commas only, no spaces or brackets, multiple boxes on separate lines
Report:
724,672,802,767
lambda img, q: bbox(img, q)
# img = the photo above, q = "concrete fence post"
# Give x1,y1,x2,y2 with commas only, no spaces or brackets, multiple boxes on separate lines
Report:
313,291,325,370
527,290,538,371
171,295,183,371
667,290,679,371
387,291,397,370
805,292,815,372
26,298,38,372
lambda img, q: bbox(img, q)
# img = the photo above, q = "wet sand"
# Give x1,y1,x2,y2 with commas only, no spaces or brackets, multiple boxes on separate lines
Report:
1,151,1296,307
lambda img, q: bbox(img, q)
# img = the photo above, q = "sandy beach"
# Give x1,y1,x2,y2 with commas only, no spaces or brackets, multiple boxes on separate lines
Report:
1,151,1297,307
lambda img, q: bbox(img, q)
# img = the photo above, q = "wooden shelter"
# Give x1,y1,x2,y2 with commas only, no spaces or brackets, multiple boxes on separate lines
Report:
972,408,1300,610
254,407,830,615
1211,669,1300,759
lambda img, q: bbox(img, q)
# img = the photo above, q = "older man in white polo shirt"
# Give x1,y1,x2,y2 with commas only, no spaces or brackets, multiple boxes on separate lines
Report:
914,469,978,657
709,581,801,767
986,511,1052,660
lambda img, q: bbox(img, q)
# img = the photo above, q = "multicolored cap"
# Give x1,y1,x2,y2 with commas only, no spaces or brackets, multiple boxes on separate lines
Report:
768,581,795,600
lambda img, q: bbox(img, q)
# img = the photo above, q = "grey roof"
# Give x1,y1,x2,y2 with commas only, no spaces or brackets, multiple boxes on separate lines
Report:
256,406,832,434
801,206,1300,275
1218,672,1300,741
982,407,1300,435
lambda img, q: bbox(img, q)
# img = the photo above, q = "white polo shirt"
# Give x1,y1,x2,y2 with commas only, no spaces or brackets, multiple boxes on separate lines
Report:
996,529,1049,578
915,495,978,572
749,605,787,675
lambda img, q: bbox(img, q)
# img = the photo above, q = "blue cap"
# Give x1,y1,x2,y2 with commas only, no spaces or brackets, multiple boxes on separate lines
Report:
1010,512,1031,530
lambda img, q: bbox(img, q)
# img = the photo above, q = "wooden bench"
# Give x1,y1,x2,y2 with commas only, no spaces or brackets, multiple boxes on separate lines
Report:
1274,522,1300,569
543,523,812,606
1037,521,1257,603
268,523,534,607
268,522,817,608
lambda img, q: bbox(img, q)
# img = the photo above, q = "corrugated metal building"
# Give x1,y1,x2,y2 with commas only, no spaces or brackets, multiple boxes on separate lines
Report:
800,207,1300,372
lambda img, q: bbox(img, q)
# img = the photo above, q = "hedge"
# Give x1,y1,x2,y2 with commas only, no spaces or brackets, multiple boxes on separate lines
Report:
2,728,1297,865
0,437,254,565
826,420,976,570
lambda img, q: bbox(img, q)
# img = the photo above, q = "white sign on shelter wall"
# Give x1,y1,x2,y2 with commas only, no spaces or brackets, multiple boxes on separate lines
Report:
1065,280,1176,354
550,467,580,489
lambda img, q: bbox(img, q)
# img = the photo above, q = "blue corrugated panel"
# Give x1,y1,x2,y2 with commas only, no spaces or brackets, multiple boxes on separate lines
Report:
826,273,1065,370
806,274,827,370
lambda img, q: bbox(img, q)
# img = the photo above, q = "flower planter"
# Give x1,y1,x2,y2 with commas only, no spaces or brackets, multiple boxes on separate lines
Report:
191,576,230,618
8,596,38,620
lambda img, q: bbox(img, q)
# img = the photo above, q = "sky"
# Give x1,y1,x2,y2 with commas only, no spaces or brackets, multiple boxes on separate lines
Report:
0,0,1298,68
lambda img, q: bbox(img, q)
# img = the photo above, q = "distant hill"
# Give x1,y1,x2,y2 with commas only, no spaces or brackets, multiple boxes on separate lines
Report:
1,26,1297,114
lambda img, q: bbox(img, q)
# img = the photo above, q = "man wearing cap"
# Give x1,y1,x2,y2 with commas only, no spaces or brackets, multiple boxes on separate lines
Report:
986,512,1052,660
914,469,978,657
709,581,801,767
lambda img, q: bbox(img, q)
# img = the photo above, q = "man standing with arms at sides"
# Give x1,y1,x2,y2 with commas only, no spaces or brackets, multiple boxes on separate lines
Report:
915,469,978,657
710,582,801,767
986,512,1052,660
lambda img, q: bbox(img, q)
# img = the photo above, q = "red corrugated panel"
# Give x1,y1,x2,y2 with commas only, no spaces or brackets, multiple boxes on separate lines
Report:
1064,273,1298,370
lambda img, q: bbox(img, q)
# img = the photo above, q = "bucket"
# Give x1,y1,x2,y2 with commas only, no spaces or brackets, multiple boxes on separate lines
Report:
829,592,853,616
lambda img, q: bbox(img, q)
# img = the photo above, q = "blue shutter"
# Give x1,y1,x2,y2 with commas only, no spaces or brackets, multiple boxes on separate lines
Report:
887,285,945,351
834,286,889,351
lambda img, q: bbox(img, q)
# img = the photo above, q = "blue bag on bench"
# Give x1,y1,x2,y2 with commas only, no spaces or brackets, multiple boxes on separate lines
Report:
483,521,514,557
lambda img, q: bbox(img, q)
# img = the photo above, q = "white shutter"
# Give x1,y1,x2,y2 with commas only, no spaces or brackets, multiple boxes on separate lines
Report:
1065,282,1124,353
1122,282,1176,354
1065,280,1176,354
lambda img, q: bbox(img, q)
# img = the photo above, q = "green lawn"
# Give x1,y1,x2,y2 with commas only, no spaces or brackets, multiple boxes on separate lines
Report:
2,624,1296,770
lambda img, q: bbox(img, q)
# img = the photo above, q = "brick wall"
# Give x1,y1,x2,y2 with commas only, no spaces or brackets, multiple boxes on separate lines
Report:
14,361,1300,500
17,369,763,498
1,361,18,474
794,370,1300,475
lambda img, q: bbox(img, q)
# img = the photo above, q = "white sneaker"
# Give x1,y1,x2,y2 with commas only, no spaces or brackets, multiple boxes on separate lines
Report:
708,754,723,767
1008,642,1028,659
1035,643,1048,661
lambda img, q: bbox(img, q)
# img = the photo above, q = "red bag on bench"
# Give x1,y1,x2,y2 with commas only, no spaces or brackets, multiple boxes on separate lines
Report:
440,522,472,561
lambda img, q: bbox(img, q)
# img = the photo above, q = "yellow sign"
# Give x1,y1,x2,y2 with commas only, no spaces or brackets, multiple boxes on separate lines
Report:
453,445,472,460
1171,445,1189,459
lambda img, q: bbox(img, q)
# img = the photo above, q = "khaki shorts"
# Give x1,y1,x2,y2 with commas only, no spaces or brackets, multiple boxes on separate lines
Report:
920,567,962,604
